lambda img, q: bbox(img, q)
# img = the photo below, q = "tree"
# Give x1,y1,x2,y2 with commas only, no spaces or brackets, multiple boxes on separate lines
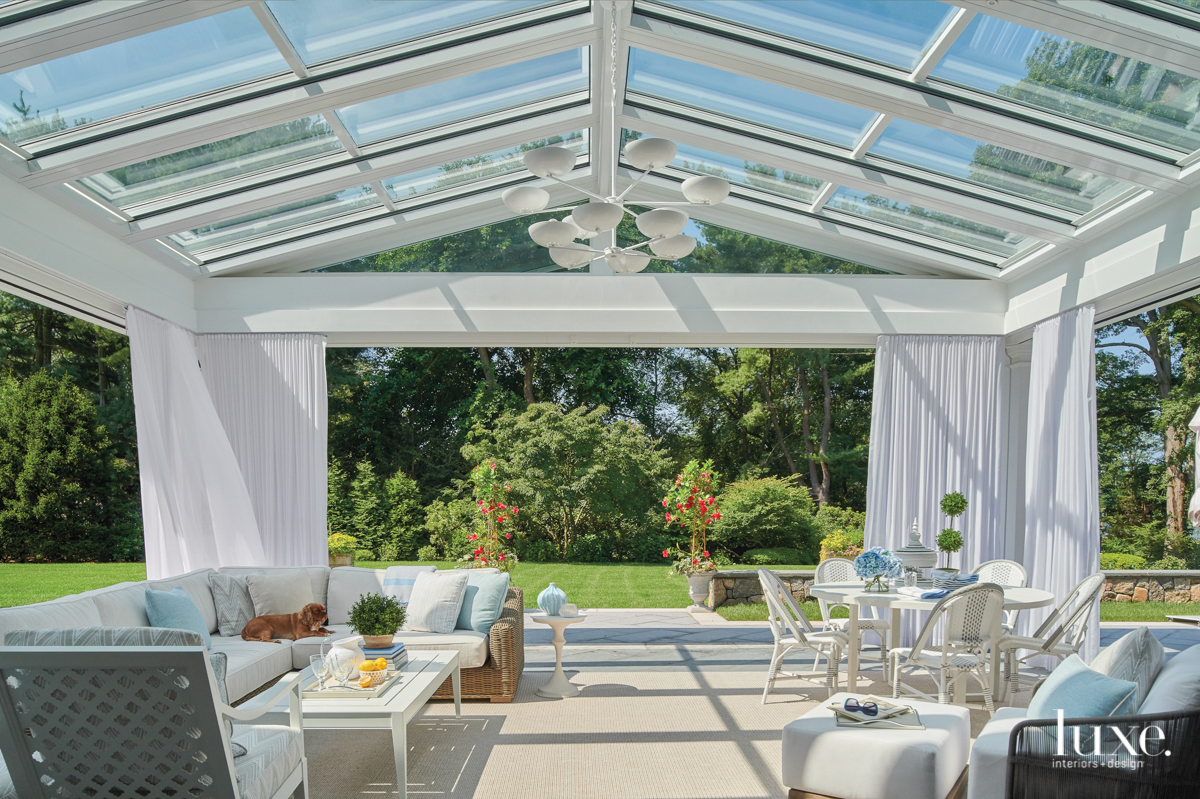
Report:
326,458,354,539
0,372,136,561
382,469,424,560
350,460,387,556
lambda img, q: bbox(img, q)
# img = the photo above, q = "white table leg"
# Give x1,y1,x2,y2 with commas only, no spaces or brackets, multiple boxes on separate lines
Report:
990,641,1002,703
536,622,580,698
890,608,902,682
391,712,407,799
847,604,860,692
452,665,462,718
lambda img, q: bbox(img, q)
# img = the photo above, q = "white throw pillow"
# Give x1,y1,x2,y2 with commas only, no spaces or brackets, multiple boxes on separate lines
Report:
403,571,469,634
1090,625,1165,708
1138,643,1200,714
245,571,316,617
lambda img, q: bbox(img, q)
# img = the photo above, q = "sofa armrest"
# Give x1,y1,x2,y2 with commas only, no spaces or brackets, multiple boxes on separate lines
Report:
1006,707,1200,799
487,586,524,673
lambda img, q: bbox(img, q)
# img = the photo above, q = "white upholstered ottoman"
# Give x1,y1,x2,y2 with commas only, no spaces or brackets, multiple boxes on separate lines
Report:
782,692,970,799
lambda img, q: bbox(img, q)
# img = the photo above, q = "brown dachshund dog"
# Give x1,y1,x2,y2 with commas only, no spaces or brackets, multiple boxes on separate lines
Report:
241,602,333,643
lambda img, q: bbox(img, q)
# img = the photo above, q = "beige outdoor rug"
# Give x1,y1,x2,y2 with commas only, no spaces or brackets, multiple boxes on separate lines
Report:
306,666,996,799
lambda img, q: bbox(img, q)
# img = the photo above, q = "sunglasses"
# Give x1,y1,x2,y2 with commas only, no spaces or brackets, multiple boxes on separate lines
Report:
844,697,878,716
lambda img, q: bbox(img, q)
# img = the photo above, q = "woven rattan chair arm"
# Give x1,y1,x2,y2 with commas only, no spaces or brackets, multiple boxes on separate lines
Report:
487,586,524,670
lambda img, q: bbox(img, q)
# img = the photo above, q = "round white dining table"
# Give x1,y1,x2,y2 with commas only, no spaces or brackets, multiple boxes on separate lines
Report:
807,582,1056,699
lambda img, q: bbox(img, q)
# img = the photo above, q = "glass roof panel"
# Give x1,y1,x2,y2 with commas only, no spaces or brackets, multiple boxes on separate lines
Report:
869,117,1135,216
652,0,956,70
622,131,823,204
335,49,588,145
826,186,1031,257
76,116,343,213
266,0,555,65
929,14,1200,153
626,49,876,148
0,8,287,145
168,184,379,256
381,131,586,203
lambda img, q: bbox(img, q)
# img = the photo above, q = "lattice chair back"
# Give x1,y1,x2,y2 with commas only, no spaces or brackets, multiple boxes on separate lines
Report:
910,583,1005,662
0,646,239,799
1032,571,1104,652
814,558,858,625
971,559,1027,588
758,568,816,644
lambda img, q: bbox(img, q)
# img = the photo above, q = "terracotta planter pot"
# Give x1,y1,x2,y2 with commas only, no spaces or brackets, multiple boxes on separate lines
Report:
329,553,353,568
362,634,395,649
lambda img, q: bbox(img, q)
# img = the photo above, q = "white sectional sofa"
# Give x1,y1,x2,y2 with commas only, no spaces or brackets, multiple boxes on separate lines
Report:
0,565,509,703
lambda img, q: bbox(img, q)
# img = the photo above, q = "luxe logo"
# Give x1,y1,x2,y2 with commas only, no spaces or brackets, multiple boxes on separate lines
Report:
1055,710,1172,757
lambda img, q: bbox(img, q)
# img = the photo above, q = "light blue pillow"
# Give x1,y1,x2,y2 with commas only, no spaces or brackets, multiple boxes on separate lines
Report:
456,572,511,635
145,587,212,649
1027,654,1137,719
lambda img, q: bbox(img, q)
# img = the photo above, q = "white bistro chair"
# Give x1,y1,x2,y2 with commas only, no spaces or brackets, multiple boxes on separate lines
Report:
0,639,308,799
972,559,1028,634
814,557,890,676
758,568,849,703
997,571,1105,698
890,582,1006,716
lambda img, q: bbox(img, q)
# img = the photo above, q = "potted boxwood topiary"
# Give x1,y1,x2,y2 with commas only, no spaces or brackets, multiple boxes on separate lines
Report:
348,593,406,649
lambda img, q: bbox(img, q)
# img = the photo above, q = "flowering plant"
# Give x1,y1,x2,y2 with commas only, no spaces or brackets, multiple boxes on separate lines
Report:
661,459,722,576
327,533,358,555
819,530,862,562
460,460,519,573
853,546,902,591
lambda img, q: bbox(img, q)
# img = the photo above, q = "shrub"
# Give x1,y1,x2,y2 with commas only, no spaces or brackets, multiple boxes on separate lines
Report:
567,532,614,562
520,539,561,562
1150,554,1187,570
819,529,863,561
347,593,405,636
354,549,374,562
416,545,439,561
708,477,819,561
742,547,805,565
327,533,357,555
1100,553,1146,569
813,505,865,540
423,498,481,559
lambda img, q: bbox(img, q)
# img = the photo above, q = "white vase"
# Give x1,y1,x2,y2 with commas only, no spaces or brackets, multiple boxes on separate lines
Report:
687,572,714,613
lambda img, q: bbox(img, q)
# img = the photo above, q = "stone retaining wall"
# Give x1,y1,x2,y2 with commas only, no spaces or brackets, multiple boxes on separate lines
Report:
707,569,1200,609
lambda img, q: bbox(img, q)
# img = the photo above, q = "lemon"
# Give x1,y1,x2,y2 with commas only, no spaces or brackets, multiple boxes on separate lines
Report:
375,657,388,669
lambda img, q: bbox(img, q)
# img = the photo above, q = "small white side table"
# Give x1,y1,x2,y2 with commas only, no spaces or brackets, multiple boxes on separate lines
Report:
531,614,587,698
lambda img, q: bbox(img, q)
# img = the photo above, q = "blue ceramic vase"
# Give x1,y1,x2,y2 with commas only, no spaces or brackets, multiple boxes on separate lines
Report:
537,582,568,616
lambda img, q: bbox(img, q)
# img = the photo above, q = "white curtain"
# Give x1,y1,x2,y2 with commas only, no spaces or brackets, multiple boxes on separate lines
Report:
1188,404,1200,524
198,334,328,568
1023,305,1101,662
127,309,268,579
865,335,1007,642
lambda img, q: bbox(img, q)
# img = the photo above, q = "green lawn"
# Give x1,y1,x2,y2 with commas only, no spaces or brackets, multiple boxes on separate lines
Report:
0,563,147,607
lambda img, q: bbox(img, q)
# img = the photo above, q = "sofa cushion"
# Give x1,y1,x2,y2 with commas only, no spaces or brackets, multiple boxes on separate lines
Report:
148,568,220,634
393,628,489,669
221,566,329,609
246,572,316,617
0,746,14,799
1027,654,1137,719
90,582,151,627
327,567,387,624
0,595,101,643
231,725,303,799
966,707,1027,799
210,572,260,637
210,635,295,702
1089,626,1165,708
1139,643,1200,714
404,571,468,634
457,571,510,635
146,587,212,649
289,627,357,670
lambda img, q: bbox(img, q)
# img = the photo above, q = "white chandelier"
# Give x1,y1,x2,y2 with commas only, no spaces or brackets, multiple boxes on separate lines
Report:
499,3,731,274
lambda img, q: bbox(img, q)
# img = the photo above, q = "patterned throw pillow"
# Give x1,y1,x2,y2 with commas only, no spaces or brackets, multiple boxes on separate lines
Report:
209,572,260,637
403,571,469,634
1089,625,1165,708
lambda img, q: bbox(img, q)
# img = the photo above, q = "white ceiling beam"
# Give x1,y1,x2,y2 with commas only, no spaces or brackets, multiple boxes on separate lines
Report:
946,0,1200,80
0,1,253,73
193,271,1008,347
249,2,309,79
20,11,598,183
623,13,1182,190
620,108,1078,243
909,7,975,83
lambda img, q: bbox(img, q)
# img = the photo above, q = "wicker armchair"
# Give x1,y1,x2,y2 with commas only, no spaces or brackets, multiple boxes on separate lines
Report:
433,585,524,703
1006,706,1200,799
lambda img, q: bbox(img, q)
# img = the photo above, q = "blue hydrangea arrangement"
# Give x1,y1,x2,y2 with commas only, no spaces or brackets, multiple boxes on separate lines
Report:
853,546,903,591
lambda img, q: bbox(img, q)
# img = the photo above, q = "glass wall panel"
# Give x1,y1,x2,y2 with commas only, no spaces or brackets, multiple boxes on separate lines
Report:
0,8,286,145
870,118,1134,216
169,184,379,255
652,0,955,70
266,0,553,65
930,14,1200,153
382,131,586,203
335,49,588,145
826,186,1031,257
77,116,343,212
626,49,876,147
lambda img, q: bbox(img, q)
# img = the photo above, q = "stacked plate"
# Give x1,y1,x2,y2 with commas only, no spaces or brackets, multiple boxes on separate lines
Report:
932,573,979,591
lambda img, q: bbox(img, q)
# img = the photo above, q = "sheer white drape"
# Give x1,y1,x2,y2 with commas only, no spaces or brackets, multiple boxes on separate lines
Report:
199,334,327,568
1023,305,1101,662
127,309,268,579
864,335,1007,642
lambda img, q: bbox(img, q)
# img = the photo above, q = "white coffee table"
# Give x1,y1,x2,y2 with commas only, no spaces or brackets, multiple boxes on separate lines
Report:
247,650,460,799
531,614,586,698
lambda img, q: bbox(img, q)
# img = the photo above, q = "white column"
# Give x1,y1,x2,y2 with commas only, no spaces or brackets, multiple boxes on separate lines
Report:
1000,340,1032,564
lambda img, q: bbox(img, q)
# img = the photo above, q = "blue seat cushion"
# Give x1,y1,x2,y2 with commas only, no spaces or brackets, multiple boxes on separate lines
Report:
146,586,212,649
1027,654,1137,719
456,572,510,635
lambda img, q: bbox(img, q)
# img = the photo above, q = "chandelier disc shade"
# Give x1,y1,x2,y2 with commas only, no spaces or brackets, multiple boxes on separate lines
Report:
606,250,653,274
501,186,551,214
550,244,595,268
636,208,689,239
528,219,578,248
650,234,697,260
681,175,732,205
523,145,576,178
571,202,625,235
623,137,678,170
